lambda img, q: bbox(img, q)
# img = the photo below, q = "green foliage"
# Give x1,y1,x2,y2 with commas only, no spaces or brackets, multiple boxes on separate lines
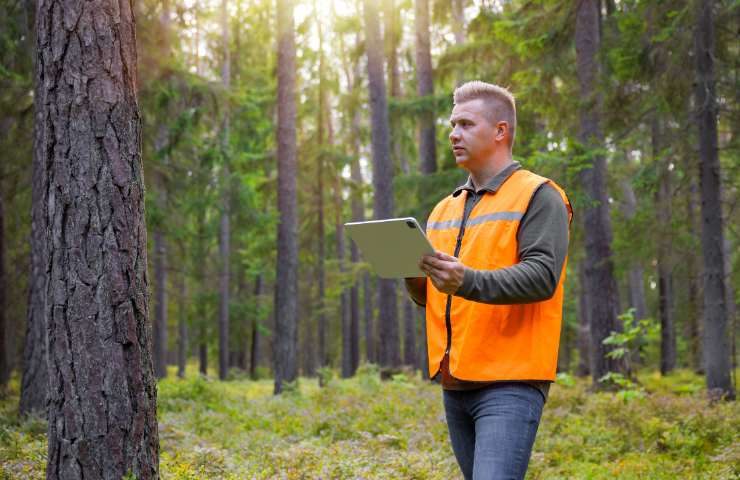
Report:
1,370,739,479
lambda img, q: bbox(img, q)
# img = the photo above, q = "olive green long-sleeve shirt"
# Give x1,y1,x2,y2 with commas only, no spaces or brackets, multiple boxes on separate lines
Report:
414,162,570,403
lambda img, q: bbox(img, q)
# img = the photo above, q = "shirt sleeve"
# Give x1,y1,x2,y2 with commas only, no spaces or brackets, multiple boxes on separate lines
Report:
453,183,570,304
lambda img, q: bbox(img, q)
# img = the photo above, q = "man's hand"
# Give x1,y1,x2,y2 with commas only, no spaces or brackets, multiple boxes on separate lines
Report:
419,251,468,295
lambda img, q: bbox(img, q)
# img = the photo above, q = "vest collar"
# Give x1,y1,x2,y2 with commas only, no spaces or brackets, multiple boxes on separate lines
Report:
452,161,522,197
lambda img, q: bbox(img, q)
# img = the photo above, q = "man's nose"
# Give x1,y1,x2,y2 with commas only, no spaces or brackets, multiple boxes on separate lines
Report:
449,127,461,143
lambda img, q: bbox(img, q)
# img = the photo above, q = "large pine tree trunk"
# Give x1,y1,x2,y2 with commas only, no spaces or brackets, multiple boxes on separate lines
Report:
694,0,734,401
20,124,48,414
37,0,160,474
363,0,400,369
274,0,299,394
415,0,437,174
575,0,624,387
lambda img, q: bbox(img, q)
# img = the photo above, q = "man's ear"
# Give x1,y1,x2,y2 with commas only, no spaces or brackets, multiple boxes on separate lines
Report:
495,121,509,142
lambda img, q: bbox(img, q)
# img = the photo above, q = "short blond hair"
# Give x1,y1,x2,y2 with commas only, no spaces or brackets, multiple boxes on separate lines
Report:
453,81,517,148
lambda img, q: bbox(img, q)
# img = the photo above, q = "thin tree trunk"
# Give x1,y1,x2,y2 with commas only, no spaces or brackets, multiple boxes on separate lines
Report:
37,0,160,473
20,120,48,413
364,0,400,369
0,195,7,393
316,2,327,369
653,118,675,375
694,0,734,401
153,228,168,378
575,0,624,387
576,262,591,377
250,274,262,379
274,0,299,394
685,153,703,372
451,0,466,85
403,296,417,368
177,267,187,378
218,0,232,381
348,80,372,365
415,0,437,174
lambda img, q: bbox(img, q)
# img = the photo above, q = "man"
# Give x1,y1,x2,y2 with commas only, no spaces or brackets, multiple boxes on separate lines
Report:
405,81,572,480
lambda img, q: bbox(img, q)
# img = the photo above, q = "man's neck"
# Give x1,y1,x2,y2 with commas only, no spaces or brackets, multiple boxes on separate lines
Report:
469,154,514,191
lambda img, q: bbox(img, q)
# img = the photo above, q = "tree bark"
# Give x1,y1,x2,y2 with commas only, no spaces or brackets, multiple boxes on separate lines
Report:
20,111,48,413
575,0,624,387
694,0,734,401
363,0,400,369
37,0,160,474
415,0,437,174
274,0,299,394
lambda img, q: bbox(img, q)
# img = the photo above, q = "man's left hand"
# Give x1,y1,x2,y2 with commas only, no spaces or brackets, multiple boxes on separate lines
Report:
419,251,468,295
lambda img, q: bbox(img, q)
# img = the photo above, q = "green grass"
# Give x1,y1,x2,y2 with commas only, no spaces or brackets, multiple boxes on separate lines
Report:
1,365,738,479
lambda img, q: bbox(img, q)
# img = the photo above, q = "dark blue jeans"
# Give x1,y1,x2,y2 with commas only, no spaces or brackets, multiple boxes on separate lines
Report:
442,382,545,480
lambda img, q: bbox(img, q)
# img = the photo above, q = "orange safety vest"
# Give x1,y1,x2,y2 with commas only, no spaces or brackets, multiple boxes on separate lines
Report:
425,168,573,381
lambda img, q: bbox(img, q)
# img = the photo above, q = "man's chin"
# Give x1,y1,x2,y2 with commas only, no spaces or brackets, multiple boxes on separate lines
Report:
454,155,469,167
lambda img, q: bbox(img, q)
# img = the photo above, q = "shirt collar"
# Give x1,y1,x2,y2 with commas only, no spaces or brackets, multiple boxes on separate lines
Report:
452,161,522,197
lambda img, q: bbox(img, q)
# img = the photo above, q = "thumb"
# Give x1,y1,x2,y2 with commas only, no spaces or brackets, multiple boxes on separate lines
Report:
435,251,458,262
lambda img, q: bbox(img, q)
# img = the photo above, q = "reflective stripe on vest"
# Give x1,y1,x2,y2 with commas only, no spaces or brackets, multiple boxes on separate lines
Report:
424,169,573,381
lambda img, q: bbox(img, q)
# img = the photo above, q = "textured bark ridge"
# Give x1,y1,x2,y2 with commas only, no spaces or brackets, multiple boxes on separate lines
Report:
35,0,160,477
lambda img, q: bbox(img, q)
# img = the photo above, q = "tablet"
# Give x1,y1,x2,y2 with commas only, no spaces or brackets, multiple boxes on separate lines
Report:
344,217,435,278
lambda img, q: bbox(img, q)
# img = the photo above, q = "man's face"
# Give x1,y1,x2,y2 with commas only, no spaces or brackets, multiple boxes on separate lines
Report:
448,98,499,168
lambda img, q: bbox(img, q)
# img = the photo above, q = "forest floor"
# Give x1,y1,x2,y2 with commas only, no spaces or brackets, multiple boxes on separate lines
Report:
1,364,738,479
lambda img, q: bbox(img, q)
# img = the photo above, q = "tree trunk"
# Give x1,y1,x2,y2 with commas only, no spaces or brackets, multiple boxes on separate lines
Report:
653,119,675,375
415,0,437,174
316,4,327,369
451,0,466,85
685,153,702,373
20,121,48,413
153,228,168,379
576,262,591,377
403,296,417,368
218,0,232,382
348,85,372,365
177,268,187,379
575,0,624,387
363,0,400,369
250,274,263,379
0,195,7,393
37,0,160,474
694,0,734,401
274,0,299,394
